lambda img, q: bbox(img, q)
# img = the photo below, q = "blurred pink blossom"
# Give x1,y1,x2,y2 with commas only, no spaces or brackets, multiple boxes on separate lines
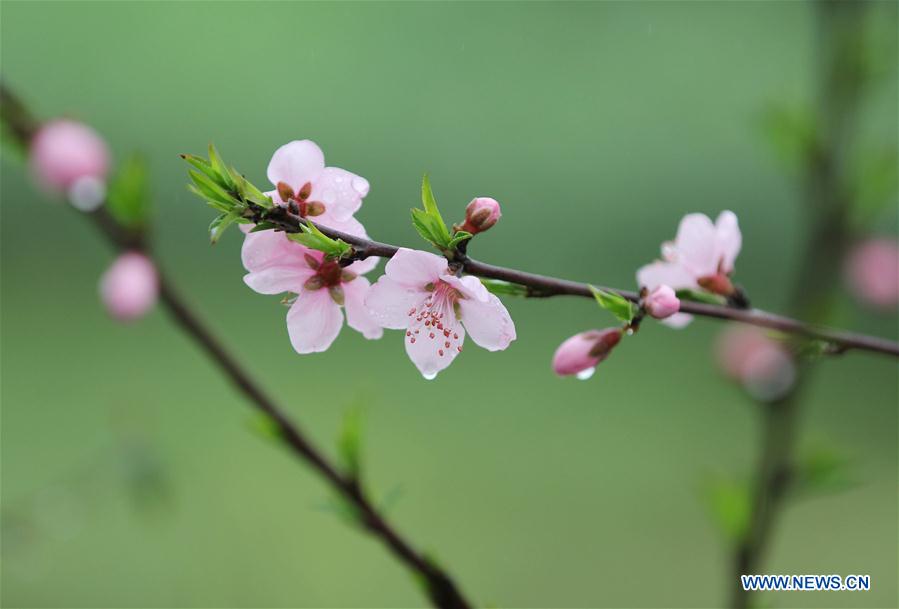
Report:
643,285,680,320
241,228,382,353
715,325,796,402
552,328,622,380
365,248,516,379
637,211,742,328
461,197,501,234
30,119,109,193
265,140,370,237
99,252,158,322
843,238,899,310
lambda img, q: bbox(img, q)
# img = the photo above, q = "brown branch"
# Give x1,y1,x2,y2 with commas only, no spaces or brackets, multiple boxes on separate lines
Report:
0,83,472,609
257,205,899,358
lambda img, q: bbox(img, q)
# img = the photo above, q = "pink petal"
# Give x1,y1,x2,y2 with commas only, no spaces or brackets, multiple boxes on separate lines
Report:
317,214,370,239
365,276,425,329
99,252,158,322
286,288,344,354
715,211,742,273
266,140,325,189
384,248,449,288
342,277,383,340
346,256,379,276
458,293,516,351
312,167,369,222
244,266,315,295
404,311,465,379
660,312,693,329
674,213,719,277
441,274,490,303
636,260,697,292
30,120,109,191
241,227,316,272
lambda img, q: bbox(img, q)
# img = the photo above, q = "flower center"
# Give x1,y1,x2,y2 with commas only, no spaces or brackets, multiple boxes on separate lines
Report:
277,181,325,218
405,281,464,357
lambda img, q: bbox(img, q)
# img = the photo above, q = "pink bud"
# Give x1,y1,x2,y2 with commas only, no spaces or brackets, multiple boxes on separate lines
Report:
715,325,796,402
29,120,110,195
552,328,622,379
843,238,899,310
99,252,158,322
462,197,501,234
643,284,680,319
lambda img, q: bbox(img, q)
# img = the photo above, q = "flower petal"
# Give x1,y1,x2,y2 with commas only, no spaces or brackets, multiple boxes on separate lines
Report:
636,260,697,291
365,276,425,329
315,213,370,240
343,277,383,340
286,288,344,354
441,274,490,303
673,213,718,277
384,248,449,288
244,266,315,295
346,256,379,276
661,312,693,329
715,210,742,273
241,227,315,272
405,312,465,379
312,167,369,222
266,140,325,189
458,293,516,351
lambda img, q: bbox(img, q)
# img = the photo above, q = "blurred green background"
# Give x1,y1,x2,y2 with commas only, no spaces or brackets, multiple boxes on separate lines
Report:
2,2,897,608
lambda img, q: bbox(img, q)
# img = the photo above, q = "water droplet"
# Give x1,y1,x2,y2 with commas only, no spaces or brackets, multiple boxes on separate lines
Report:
576,367,596,381
423,371,437,381
67,176,106,211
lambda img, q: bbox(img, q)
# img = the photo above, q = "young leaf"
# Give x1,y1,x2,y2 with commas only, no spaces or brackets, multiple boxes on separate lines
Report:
792,444,856,499
337,408,364,480
676,288,727,306
413,175,451,248
188,169,235,207
589,286,635,323
208,210,241,244
107,154,150,228
700,475,751,542
447,230,473,250
207,143,234,190
288,220,351,258
481,279,529,297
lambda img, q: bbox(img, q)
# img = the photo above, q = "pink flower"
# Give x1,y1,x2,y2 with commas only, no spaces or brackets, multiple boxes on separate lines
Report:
99,252,158,322
30,119,110,209
637,211,741,328
843,238,899,310
241,227,382,353
461,197,501,234
715,325,796,402
365,248,516,379
643,284,680,320
552,328,622,380
265,140,371,237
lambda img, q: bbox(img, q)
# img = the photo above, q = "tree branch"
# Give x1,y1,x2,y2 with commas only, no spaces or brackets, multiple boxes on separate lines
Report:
1,82,472,609
256,205,899,358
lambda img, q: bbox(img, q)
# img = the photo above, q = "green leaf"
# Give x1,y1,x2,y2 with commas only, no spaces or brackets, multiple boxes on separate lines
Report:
758,103,819,168
249,221,278,233
447,230,473,249
337,408,364,479
207,143,234,190
208,210,241,244
675,288,727,306
188,169,235,207
792,444,856,499
413,175,451,249
245,412,283,443
701,475,751,542
181,153,218,183
107,154,150,228
288,220,351,258
481,279,529,297
589,286,635,323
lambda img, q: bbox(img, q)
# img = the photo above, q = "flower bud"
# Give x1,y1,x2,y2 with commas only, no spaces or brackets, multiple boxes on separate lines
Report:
552,328,622,379
643,284,680,319
30,119,109,196
843,238,899,310
99,252,158,322
715,325,796,402
461,197,501,234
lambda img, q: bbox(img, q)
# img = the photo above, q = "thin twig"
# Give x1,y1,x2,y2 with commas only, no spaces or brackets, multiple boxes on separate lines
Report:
0,82,472,609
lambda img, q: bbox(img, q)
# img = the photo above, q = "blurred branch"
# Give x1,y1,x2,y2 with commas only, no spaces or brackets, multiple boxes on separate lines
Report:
252,204,899,357
0,83,472,609
731,3,874,607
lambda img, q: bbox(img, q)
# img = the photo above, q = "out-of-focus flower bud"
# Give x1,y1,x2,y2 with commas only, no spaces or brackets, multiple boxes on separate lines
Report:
29,120,110,206
461,197,501,234
643,284,680,319
552,328,622,380
99,252,158,322
715,325,796,402
843,238,899,310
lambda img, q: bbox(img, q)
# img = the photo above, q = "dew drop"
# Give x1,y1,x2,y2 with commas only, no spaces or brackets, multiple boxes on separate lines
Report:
423,371,437,381
576,367,596,381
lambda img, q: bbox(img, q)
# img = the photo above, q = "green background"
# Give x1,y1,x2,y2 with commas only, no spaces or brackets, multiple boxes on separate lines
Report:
1,2,896,607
